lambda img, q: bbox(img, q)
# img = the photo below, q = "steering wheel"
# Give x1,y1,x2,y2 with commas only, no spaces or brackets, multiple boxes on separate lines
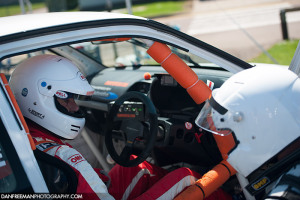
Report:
105,91,158,167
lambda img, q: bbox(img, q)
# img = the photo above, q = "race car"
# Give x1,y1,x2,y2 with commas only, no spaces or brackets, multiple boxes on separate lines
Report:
0,11,298,199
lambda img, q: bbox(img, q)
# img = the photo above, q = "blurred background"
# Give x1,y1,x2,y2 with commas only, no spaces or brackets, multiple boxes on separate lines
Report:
1,0,300,65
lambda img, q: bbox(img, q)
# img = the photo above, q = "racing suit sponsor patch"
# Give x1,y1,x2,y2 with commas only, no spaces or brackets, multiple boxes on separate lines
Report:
68,154,85,165
36,142,60,152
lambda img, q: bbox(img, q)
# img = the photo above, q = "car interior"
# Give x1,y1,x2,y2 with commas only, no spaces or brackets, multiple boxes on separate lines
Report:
0,37,237,192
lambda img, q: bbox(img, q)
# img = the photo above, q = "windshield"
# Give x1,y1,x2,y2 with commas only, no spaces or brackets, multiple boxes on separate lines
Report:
71,38,220,68
0,38,221,79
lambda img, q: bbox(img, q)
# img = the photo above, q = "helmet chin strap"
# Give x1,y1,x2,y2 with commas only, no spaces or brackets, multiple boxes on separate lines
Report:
54,96,84,118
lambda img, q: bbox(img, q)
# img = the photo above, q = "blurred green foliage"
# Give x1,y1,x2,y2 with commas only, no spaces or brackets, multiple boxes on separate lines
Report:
0,0,187,17
0,2,45,17
131,1,185,18
250,40,299,65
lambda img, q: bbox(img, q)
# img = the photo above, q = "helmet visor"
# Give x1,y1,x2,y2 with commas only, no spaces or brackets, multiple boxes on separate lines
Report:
195,97,232,136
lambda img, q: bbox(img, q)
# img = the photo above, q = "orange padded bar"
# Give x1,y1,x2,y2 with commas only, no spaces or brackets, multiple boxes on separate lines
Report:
175,182,204,200
213,134,236,160
147,42,211,104
187,80,212,104
174,160,236,200
196,160,236,197
0,74,29,133
98,38,132,42
162,54,198,88
0,73,36,150
147,42,172,63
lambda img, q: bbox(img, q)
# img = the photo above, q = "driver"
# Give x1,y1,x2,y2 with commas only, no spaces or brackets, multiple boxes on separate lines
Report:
10,54,231,200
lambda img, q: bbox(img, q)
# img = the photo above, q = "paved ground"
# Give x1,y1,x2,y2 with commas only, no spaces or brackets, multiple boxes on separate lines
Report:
155,0,300,61
31,0,300,61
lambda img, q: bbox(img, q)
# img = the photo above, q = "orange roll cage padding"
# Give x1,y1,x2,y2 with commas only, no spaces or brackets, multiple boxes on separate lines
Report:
97,38,132,42
0,73,36,150
213,133,236,160
146,42,238,200
174,160,236,200
147,42,211,104
174,115,237,200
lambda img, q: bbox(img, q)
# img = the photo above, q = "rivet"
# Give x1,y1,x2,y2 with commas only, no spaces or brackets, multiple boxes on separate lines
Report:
233,112,243,122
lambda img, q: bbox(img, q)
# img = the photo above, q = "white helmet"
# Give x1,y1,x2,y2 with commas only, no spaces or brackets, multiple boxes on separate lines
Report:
9,54,94,139
195,65,300,176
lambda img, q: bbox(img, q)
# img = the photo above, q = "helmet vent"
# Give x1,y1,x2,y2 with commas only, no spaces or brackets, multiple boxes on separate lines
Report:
71,124,80,132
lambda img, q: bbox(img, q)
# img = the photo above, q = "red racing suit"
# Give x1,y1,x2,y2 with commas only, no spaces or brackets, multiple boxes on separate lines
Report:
28,121,231,200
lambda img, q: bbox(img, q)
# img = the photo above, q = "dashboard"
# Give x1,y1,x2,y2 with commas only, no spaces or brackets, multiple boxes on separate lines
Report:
84,65,233,168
